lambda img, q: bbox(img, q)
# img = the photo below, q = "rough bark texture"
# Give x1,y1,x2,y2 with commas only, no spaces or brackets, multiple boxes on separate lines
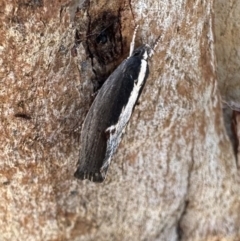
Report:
214,0,240,105
0,0,240,241
214,0,240,165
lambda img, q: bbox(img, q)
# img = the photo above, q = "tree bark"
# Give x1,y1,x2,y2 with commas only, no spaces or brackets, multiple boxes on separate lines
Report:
0,0,239,241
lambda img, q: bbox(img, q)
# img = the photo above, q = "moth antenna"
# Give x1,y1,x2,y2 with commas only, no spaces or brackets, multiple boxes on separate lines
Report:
129,25,139,57
150,35,161,57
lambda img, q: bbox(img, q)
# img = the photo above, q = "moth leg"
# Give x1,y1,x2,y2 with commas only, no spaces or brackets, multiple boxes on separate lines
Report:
105,125,116,139
129,25,139,57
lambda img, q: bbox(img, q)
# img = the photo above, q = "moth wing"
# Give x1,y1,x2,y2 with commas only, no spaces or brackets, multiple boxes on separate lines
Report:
75,56,143,182
75,61,129,182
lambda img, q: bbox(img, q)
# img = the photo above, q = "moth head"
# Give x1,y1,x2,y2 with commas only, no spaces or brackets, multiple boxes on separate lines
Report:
131,44,154,60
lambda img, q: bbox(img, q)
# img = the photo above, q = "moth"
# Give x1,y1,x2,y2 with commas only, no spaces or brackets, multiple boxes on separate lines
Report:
74,26,160,182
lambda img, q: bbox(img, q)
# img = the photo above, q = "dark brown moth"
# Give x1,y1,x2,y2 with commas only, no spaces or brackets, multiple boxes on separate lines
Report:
74,26,160,182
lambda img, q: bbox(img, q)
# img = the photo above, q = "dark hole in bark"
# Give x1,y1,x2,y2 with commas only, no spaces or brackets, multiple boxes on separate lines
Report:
74,10,124,92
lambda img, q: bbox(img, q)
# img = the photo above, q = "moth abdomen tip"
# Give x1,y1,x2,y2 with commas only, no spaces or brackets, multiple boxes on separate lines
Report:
74,169,84,180
74,168,105,183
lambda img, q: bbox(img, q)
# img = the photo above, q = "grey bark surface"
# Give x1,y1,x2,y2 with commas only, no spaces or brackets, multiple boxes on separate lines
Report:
0,0,240,241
